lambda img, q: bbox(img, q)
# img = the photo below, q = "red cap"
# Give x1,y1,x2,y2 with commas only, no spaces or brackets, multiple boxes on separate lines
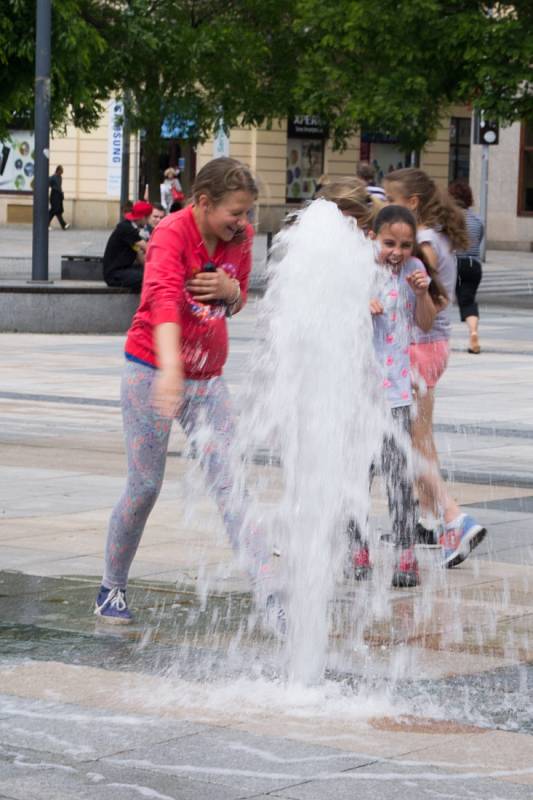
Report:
125,201,153,221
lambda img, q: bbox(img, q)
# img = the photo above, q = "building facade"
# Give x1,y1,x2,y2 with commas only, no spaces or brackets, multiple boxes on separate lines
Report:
1,102,531,249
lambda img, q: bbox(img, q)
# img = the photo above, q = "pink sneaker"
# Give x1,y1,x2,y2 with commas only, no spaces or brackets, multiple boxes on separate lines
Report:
392,547,420,588
349,544,373,581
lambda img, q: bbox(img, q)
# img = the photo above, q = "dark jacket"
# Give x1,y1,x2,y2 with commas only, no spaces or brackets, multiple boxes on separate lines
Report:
49,174,64,214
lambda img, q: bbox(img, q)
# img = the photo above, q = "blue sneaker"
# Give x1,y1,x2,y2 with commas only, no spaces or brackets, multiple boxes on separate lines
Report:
439,514,487,568
94,586,133,624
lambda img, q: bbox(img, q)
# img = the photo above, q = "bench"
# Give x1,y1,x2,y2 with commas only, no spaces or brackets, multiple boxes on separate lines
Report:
61,254,104,281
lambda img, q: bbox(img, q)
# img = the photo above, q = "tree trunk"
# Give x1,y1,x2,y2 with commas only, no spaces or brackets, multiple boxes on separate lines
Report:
143,119,162,204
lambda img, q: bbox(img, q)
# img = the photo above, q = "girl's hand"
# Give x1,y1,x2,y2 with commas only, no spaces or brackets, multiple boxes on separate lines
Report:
186,269,237,303
370,298,384,315
152,366,183,418
406,269,431,296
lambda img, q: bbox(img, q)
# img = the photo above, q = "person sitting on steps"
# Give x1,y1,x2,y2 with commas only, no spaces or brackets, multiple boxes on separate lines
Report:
103,201,153,292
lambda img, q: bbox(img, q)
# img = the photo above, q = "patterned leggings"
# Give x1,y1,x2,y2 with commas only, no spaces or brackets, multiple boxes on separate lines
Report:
347,405,416,548
103,361,267,589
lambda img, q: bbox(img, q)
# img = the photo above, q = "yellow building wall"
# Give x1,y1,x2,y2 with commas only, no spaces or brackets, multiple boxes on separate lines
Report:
48,108,138,227
324,134,360,181
1,107,470,229
420,105,470,187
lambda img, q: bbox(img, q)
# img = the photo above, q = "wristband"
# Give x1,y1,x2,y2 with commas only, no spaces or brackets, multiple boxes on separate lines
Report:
225,280,241,317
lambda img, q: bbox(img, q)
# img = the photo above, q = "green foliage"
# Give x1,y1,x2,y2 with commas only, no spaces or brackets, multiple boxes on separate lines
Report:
292,0,477,150
1,0,532,157
292,0,533,150
0,0,117,138
103,0,298,139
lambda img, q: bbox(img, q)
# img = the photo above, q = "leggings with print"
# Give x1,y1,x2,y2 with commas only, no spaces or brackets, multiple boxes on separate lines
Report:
103,360,268,589
348,405,416,549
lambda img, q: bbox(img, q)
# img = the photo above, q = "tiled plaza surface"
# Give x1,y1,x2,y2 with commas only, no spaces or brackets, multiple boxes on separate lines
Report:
1,299,532,798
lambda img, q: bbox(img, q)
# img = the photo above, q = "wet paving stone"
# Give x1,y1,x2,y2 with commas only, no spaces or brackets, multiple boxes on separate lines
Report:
1,570,533,736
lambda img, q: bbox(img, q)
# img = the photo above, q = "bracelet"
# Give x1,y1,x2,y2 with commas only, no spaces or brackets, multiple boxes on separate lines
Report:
225,280,241,317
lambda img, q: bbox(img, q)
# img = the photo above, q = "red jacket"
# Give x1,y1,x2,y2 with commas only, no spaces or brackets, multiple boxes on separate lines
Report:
125,205,253,379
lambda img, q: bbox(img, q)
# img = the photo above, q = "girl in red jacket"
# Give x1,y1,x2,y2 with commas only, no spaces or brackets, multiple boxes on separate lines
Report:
95,157,281,629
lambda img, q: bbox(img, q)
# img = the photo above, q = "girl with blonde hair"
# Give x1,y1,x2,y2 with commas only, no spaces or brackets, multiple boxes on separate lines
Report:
383,168,486,567
315,177,382,232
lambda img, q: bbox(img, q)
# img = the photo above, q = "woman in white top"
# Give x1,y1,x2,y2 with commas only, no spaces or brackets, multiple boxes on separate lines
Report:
160,167,183,212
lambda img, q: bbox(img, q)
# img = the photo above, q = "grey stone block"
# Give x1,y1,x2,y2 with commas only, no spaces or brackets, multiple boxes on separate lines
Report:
0,284,139,333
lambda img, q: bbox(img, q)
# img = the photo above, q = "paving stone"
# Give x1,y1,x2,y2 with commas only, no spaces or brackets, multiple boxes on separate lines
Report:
273,758,533,799
99,725,370,796
0,742,247,800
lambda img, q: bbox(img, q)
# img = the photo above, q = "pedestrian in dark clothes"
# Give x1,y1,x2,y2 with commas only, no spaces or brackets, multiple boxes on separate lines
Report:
448,180,484,354
48,165,70,230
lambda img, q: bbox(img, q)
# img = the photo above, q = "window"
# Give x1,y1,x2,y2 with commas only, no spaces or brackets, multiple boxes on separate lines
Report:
449,117,471,183
518,122,533,215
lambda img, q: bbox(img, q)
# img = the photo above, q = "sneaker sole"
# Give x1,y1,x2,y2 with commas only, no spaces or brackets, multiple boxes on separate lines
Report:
94,610,133,625
391,571,420,588
444,526,487,569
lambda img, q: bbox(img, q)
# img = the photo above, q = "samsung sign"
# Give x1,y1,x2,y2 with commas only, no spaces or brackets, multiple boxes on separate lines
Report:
107,100,124,197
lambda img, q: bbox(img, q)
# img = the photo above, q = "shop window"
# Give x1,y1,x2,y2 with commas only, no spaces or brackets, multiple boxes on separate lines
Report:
360,132,407,183
286,116,326,203
518,122,533,215
449,117,471,183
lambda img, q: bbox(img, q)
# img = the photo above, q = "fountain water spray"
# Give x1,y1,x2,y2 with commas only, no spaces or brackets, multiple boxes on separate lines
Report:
236,200,388,684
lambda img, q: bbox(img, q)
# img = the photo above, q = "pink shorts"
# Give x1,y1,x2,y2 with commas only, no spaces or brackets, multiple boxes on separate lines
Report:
409,340,449,389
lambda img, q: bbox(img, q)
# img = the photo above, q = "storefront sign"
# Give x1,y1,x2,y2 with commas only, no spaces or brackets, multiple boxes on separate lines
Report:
361,131,400,144
107,100,123,197
287,115,327,139
0,130,35,192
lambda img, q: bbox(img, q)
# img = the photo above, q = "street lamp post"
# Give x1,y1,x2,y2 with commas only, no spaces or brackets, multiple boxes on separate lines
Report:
31,0,52,283
479,143,489,262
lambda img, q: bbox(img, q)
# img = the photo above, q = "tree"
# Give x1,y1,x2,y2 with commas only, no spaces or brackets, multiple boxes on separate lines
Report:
2,0,532,180
291,0,533,152
292,0,480,152
460,1,533,125
0,0,118,138
104,0,298,200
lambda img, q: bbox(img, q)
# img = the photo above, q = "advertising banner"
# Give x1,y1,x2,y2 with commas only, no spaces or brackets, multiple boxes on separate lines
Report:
107,100,124,197
0,130,35,192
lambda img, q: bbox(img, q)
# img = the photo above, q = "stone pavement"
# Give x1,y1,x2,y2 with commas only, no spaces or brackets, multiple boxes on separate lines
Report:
2,222,533,304
0,225,270,289
1,299,533,798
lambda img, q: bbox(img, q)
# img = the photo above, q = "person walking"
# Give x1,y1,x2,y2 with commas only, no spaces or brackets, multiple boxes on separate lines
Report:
383,168,487,567
48,165,70,230
160,167,184,213
448,180,484,354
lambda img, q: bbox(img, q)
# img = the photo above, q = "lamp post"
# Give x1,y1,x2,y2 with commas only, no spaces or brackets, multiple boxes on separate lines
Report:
31,0,52,283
